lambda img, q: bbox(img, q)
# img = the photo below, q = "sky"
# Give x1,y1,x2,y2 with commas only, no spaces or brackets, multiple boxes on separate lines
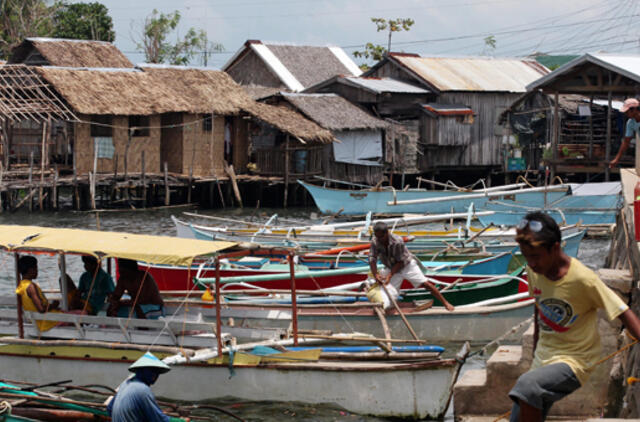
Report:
83,0,640,68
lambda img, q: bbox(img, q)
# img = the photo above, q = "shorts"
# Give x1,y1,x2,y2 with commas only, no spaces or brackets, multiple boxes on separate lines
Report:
388,259,426,290
509,363,581,421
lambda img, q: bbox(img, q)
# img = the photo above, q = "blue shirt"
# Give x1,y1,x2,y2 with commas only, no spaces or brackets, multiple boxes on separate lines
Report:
107,377,169,422
78,268,114,314
625,118,640,140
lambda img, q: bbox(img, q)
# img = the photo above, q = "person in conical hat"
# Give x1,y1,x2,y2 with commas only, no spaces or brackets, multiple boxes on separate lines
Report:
108,352,187,422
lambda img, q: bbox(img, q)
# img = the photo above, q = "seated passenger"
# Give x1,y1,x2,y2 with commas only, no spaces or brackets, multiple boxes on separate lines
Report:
15,255,61,332
61,273,86,311
108,259,165,319
78,256,115,315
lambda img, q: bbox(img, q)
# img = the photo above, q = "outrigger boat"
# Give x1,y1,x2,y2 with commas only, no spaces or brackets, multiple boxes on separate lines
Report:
0,224,471,419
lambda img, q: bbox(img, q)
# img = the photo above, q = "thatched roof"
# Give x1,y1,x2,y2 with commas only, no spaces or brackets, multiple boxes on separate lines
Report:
277,93,388,131
223,40,362,91
244,102,335,143
243,84,284,100
36,66,252,115
10,38,133,68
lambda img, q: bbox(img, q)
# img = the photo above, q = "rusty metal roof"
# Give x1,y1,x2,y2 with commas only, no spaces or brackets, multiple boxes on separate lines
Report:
390,54,549,93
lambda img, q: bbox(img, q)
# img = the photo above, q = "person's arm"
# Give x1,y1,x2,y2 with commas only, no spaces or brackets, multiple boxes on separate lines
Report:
107,281,125,315
26,284,47,313
610,136,632,168
386,261,404,284
369,243,381,282
139,389,170,422
619,309,640,341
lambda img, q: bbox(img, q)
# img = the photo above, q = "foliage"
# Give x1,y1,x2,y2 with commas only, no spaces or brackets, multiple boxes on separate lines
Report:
53,2,115,42
136,9,223,65
0,0,57,59
482,35,496,55
353,17,414,63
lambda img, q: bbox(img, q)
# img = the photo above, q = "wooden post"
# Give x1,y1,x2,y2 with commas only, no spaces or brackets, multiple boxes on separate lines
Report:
59,254,68,312
224,161,242,208
141,151,147,208
588,96,594,160
0,162,3,213
164,161,169,206
15,253,23,339
39,122,46,211
288,252,298,346
89,171,96,210
28,151,33,212
111,153,118,202
124,130,131,202
284,136,289,208
73,161,79,211
215,177,225,208
215,257,223,357
605,85,612,182
551,91,559,181
52,166,58,211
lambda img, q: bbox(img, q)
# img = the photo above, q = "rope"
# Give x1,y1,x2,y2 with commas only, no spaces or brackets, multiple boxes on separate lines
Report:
516,174,535,189
492,410,511,422
0,400,11,415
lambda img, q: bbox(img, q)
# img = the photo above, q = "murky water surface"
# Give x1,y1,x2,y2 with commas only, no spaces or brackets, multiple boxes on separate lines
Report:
0,207,609,420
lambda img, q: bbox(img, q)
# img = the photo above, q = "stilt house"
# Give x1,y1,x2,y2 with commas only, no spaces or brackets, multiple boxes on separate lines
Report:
365,53,549,175
262,93,388,184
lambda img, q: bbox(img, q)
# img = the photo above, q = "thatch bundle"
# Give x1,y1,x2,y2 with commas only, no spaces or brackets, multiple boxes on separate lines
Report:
244,102,334,143
281,93,388,131
10,38,133,68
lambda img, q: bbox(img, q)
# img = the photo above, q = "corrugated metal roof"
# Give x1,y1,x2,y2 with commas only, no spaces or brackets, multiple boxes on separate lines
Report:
391,54,549,92
526,53,640,91
343,76,429,94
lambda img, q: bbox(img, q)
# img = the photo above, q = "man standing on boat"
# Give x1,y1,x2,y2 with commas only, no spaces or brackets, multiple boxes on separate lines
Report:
509,211,640,421
369,222,455,311
609,98,640,168
108,352,186,422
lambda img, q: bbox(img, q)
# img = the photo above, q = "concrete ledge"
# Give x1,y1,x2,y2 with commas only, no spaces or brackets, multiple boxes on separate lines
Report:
486,346,525,383
597,268,633,295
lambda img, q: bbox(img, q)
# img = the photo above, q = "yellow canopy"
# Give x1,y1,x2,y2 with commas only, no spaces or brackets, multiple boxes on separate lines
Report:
0,225,236,267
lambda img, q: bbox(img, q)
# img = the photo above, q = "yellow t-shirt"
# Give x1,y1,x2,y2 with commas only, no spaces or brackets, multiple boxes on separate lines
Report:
527,258,628,385
15,279,60,332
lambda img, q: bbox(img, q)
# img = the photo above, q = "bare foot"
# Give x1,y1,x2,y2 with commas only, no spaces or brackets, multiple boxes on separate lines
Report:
445,303,455,312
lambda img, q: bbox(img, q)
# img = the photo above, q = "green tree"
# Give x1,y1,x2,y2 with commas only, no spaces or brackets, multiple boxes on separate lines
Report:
53,2,115,42
136,9,222,65
482,35,496,55
0,0,57,59
353,17,414,63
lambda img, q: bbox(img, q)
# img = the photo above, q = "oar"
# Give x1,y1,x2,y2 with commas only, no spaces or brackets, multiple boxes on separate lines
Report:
377,281,423,344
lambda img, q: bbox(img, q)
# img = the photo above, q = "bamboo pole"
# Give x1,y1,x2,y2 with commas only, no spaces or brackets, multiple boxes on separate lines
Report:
215,257,223,357
73,161,79,210
141,151,146,208
284,136,289,208
378,281,422,343
164,161,169,206
15,253,23,339
39,121,46,211
52,166,58,211
28,151,33,212
606,79,612,181
551,90,559,181
0,162,3,213
288,252,298,346
59,254,68,311
224,161,242,208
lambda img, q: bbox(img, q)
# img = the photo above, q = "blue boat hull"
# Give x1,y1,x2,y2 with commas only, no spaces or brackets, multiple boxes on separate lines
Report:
299,181,567,215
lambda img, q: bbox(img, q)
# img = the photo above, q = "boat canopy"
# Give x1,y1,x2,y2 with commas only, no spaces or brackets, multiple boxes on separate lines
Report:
0,225,236,266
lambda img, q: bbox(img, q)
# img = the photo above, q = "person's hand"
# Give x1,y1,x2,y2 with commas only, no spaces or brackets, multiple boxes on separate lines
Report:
609,157,619,168
49,300,60,311
374,273,383,283
384,273,392,285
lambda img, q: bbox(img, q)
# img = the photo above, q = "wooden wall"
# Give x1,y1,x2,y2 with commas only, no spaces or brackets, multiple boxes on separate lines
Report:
439,92,520,168
420,114,472,146
231,116,249,174
225,49,285,88
75,114,161,174
322,144,384,184
161,113,183,174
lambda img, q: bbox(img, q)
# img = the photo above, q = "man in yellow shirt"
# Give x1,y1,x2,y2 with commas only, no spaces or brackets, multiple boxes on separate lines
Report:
509,211,640,421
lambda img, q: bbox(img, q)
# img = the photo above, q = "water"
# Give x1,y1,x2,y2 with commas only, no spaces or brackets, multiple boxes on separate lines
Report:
0,207,610,420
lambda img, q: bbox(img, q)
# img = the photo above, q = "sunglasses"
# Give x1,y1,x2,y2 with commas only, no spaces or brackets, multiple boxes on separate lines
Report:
517,218,543,232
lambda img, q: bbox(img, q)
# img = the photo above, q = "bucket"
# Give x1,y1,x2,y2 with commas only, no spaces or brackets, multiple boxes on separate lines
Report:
293,150,308,173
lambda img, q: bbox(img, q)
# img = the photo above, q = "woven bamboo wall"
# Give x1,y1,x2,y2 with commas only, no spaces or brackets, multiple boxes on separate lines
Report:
182,114,225,177
231,116,249,173
161,112,183,173
75,114,161,174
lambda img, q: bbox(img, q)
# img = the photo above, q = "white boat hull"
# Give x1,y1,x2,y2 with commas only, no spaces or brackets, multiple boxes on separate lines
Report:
0,350,461,419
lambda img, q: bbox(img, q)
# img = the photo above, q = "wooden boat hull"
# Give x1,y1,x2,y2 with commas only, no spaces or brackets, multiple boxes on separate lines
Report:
0,344,464,419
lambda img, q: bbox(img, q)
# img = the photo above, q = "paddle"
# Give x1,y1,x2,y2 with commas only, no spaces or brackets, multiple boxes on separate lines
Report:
377,280,423,344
